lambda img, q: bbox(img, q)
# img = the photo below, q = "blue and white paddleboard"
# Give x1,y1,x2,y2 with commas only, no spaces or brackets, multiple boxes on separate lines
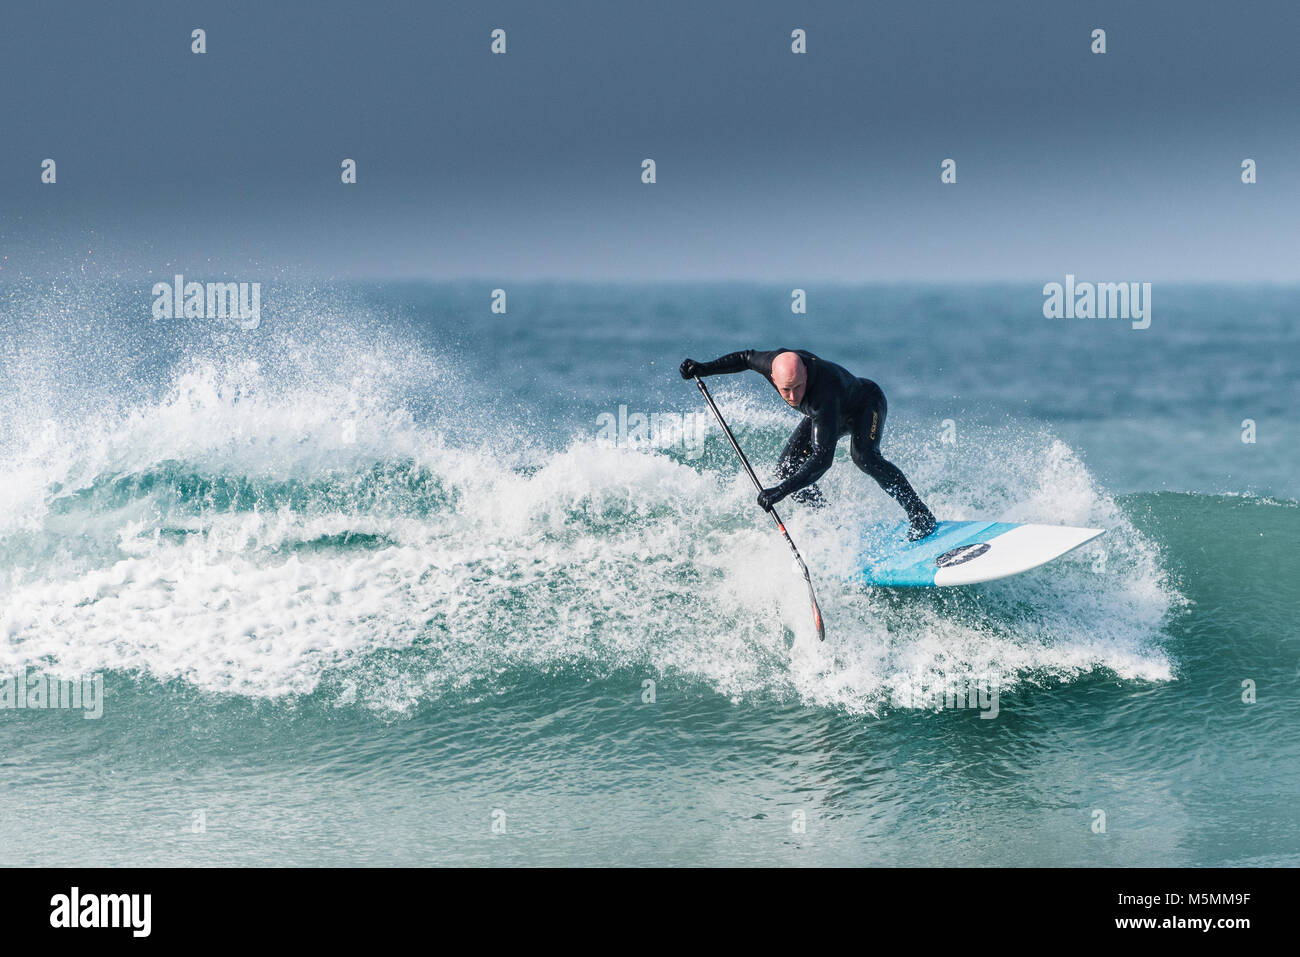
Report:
860,520,1104,587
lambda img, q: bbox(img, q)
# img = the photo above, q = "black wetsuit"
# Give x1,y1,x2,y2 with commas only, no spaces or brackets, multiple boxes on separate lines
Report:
690,349,933,522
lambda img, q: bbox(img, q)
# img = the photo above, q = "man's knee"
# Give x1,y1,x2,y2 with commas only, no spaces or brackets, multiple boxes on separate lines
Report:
851,445,884,476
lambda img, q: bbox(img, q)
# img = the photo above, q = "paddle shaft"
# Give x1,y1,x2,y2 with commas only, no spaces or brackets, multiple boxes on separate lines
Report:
693,377,825,640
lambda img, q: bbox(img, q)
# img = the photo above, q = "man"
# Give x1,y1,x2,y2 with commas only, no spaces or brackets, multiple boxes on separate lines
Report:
680,349,938,540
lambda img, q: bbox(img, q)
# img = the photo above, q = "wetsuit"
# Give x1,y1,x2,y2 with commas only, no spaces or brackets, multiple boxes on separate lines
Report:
686,349,935,528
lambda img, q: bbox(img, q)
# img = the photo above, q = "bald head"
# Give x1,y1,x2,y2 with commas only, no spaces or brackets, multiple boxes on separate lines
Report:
771,351,807,407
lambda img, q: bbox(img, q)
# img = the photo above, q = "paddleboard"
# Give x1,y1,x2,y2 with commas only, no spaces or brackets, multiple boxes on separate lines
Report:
860,520,1104,587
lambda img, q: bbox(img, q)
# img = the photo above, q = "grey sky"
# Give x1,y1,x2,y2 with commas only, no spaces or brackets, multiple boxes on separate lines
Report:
2,1,1296,280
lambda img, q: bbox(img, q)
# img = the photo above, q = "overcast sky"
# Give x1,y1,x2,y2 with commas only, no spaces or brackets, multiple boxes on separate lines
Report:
2,1,1297,281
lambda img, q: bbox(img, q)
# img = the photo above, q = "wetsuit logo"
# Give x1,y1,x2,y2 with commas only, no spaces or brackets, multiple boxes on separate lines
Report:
935,543,990,567
869,411,878,441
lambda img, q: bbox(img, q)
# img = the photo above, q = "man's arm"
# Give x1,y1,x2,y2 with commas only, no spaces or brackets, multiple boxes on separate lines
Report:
763,398,839,506
679,350,780,380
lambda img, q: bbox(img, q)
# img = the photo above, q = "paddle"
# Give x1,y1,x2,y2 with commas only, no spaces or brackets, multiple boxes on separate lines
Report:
693,376,826,641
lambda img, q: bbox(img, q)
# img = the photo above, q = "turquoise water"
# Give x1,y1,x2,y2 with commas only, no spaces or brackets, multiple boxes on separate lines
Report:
1,281,1297,865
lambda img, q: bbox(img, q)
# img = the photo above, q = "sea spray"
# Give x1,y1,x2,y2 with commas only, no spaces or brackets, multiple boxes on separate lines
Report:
0,360,1178,715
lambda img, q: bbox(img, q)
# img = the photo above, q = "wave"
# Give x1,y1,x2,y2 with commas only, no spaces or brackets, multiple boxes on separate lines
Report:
0,282,1187,714
0,348,1191,717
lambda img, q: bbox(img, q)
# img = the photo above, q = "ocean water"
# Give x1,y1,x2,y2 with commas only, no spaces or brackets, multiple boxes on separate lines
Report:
1,280,1297,866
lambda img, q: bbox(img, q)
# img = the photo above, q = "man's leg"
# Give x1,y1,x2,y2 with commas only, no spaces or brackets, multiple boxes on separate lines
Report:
776,418,826,507
849,394,936,539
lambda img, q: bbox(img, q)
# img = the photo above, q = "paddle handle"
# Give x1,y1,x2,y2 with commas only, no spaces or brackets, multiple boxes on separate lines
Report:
694,378,766,495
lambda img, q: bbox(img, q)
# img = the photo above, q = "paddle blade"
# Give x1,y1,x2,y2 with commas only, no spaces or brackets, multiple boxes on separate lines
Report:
806,579,826,641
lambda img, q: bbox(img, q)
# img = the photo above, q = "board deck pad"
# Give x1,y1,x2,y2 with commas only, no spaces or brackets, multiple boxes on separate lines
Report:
859,520,1105,586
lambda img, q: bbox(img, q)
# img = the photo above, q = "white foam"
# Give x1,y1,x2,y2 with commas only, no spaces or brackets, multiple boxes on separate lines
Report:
0,360,1182,715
